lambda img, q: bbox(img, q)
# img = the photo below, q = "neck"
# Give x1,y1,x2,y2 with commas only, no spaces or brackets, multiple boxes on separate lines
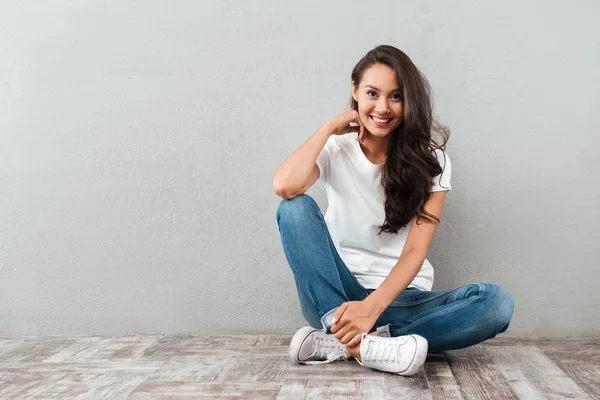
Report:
360,132,390,164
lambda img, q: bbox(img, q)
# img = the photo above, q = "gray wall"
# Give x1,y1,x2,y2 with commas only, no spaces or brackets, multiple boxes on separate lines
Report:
1,1,598,337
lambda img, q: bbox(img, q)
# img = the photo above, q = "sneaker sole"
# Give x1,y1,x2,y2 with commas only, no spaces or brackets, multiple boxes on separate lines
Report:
288,327,319,363
395,334,428,376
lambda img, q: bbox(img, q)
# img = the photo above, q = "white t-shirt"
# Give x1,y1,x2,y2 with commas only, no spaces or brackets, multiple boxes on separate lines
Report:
315,131,452,291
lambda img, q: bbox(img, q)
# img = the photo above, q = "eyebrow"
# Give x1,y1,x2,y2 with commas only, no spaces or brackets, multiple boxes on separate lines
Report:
365,85,401,93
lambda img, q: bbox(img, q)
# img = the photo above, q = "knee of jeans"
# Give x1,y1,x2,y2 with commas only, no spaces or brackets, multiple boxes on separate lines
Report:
483,283,514,333
276,193,319,225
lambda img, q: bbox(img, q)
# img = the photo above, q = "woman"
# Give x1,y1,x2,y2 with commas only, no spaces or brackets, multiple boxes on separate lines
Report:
272,45,514,376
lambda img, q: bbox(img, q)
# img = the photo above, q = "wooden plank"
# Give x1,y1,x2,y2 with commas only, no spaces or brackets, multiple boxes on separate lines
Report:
129,381,282,399
484,345,555,399
276,379,307,399
0,337,76,363
61,335,159,362
254,335,292,347
213,354,289,382
424,353,464,400
445,345,517,399
384,369,432,400
144,355,232,382
0,368,65,399
277,378,386,399
553,363,600,399
0,338,24,359
42,337,104,363
0,371,149,400
537,338,600,364
536,339,600,399
25,361,165,374
285,359,383,381
51,372,149,399
485,345,591,400
481,337,539,347
140,335,282,360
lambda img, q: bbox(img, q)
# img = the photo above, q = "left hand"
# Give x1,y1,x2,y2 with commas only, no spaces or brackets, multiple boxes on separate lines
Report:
330,300,382,347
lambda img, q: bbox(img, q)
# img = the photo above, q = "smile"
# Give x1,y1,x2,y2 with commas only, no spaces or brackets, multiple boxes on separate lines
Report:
371,116,392,125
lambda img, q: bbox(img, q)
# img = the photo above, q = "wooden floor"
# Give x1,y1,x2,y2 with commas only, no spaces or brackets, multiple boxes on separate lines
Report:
0,335,598,399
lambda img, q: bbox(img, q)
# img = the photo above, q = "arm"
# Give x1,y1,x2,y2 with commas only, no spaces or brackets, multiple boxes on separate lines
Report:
272,122,333,199
332,190,449,346
366,190,449,313
272,110,365,200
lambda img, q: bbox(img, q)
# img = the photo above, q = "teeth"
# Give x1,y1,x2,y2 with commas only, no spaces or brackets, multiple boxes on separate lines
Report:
372,116,390,123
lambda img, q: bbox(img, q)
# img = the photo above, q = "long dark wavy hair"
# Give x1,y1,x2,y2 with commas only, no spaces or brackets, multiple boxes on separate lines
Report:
350,45,450,234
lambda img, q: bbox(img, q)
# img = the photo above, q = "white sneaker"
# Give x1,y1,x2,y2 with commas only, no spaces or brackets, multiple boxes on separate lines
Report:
357,333,428,376
289,327,350,364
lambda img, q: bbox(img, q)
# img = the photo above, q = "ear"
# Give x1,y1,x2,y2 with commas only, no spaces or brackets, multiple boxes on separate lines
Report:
352,81,358,102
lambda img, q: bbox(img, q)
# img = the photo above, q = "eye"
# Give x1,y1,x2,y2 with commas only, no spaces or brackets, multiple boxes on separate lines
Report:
366,90,377,97
391,93,401,101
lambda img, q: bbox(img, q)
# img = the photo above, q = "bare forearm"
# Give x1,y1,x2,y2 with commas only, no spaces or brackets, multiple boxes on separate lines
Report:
365,249,426,313
272,122,333,197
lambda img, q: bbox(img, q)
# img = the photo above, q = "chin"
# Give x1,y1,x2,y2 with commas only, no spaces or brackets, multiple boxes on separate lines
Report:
365,120,399,135
368,126,394,137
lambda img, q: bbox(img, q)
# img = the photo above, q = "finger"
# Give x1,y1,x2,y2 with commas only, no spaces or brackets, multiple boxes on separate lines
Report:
330,323,337,334
331,318,344,333
332,304,348,326
331,314,347,334
334,324,351,342
347,333,362,348
340,330,357,345
333,323,346,340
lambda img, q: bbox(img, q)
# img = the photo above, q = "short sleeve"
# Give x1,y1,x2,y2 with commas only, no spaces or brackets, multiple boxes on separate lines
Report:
431,149,452,192
315,135,340,184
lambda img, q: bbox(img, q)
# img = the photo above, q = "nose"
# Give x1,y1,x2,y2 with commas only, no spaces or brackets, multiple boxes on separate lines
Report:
375,97,390,113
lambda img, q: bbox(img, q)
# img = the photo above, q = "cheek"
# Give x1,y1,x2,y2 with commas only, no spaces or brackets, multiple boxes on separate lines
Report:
358,101,374,113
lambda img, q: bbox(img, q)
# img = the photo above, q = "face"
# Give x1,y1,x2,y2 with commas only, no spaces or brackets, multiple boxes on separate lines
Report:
352,63,403,137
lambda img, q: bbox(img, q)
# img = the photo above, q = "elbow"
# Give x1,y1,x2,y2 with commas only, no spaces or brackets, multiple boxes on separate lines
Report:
273,187,292,200
272,178,296,200
274,188,297,200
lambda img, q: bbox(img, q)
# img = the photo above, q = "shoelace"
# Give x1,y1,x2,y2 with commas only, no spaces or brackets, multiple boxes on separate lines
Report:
357,333,409,365
304,334,349,365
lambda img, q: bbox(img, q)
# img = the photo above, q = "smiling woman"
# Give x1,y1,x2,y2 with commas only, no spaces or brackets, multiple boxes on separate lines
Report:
272,45,514,377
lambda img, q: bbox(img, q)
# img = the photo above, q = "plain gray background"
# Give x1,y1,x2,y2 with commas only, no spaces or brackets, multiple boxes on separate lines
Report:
1,1,598,337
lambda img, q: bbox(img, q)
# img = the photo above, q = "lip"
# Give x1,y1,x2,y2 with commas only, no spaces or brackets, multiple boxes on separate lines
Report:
370,115,393,126
371,115,392,120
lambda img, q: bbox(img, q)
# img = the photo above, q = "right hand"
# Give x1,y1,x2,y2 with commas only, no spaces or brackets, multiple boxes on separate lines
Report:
327,109,366,143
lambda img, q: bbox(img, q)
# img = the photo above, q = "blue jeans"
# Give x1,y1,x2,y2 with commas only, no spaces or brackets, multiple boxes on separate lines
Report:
276,194,514,353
